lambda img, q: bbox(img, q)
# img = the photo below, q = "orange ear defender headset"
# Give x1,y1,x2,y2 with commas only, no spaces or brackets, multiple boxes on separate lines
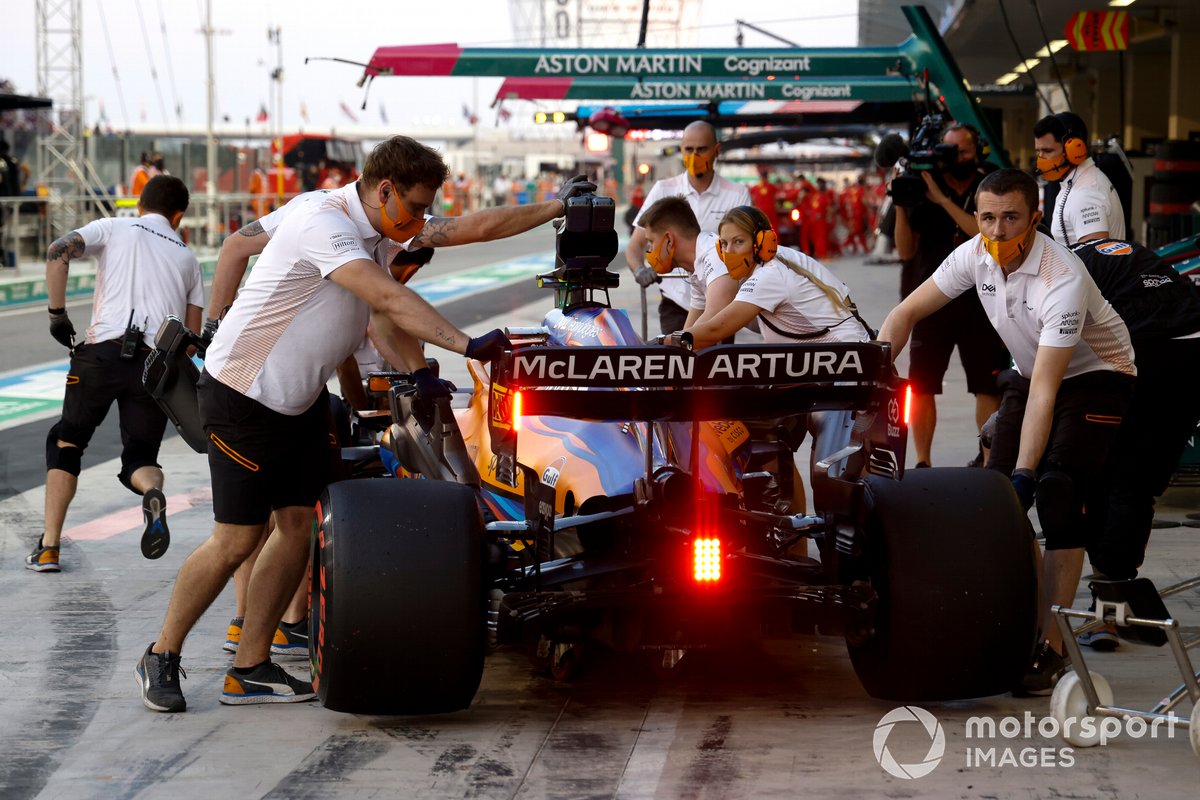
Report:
1058,114,1088,166
716,208,779,280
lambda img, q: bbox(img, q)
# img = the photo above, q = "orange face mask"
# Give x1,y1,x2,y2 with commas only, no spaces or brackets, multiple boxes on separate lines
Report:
682,150,715,178
982,212,1041,267
645,233,676,273
380,188,426,244
716,239,756,281
1036,154,1071,182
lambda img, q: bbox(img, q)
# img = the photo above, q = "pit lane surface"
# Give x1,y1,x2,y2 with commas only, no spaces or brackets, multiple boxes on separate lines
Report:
3,235,1199,799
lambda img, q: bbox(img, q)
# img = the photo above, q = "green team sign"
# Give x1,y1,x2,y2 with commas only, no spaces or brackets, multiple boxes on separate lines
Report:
496,77,923,103
364,45,912,81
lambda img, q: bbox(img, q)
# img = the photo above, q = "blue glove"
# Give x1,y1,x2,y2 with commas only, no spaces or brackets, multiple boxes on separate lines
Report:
412,367,452,403
1011,468,1036,512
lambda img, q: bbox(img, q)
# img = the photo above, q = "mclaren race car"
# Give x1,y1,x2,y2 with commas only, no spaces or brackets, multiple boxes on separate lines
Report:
309,194,1039,715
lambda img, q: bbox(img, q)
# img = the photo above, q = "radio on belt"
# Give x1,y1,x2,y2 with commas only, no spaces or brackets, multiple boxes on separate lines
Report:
120,309,145,360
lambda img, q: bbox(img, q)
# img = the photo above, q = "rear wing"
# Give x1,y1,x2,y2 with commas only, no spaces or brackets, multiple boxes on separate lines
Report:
487,341,910,478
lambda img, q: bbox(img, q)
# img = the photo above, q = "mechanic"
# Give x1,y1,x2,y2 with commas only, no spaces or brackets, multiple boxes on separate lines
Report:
894,123,1009,468
137,135,595,712
1033,112,1125,247
638,195,737,331
689,205,873,498
626,120,751,335
1069,238,1200,649
878,168,1136,696
26,176,203,574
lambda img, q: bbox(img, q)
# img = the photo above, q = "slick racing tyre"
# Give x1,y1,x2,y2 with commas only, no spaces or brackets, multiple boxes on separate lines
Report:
847,467,1039,701
312,478,485,714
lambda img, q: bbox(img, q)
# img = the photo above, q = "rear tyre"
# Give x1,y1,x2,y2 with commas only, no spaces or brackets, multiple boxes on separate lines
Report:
312,479,485,714
847,468,1039,700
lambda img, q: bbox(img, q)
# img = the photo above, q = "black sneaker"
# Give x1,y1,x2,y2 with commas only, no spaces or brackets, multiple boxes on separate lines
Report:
219,660,316,705
141,488,170,559
135,643,187,712
271,618,309,659
1014,641,1069,697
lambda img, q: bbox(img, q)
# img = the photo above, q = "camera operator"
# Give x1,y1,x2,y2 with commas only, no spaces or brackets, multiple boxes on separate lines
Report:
1033,112,1124,246
892,123,1009,468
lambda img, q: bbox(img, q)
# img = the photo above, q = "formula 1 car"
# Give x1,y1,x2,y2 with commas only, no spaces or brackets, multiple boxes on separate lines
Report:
310,195,1039,715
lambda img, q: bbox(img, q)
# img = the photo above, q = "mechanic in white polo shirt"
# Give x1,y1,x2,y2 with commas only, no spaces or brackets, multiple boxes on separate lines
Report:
137,135,595,713
878,168,1135,698
636,195,737,331
626,120,751,335
1033,112,1125,246
26,176,203,574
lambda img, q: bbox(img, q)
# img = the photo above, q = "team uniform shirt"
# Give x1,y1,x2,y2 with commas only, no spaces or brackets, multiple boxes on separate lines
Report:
75,214,203,347
1069,238,1200,346
205,182,389,415
932,232,1135,380
735,245,867,344
1050,157,1125,246
635,171,751,307
686,231,731,311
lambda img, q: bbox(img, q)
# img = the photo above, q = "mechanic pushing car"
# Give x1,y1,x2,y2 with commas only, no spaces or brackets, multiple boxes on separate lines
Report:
638,195,738,331
687,205,873,499
137,135,595,713
878,168,1136,697
1068,237,1200,650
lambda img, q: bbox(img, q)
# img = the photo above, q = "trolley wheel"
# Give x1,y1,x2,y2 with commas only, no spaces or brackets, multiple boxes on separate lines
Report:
1050,671,1114,748
1190,700,1200,759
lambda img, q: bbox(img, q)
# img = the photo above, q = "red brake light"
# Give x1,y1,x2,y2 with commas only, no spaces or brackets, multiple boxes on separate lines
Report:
693,537,721,582
903,384,912,426
513,390,522,431
790,208,801,222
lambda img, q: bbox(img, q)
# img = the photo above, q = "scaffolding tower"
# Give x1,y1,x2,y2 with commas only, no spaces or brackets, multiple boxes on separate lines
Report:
36,0,106,240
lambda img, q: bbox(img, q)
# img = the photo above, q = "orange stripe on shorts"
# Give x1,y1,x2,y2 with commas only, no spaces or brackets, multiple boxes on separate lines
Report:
209,433,260,472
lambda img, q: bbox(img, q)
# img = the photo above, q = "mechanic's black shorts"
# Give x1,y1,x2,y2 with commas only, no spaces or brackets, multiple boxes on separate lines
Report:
198,373,340,526
907,292,1010,396
987,368,1134,550
56,339,167,468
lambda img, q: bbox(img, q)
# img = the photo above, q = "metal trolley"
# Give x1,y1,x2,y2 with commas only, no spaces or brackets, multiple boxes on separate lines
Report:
1050,576,1200,757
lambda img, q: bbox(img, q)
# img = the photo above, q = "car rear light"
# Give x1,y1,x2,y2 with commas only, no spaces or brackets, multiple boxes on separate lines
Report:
513,390,523,431
693,537,721,582
903,384,912,425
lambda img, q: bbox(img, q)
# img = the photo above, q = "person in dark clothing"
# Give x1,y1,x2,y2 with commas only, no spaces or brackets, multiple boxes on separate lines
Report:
1068,238,1200,648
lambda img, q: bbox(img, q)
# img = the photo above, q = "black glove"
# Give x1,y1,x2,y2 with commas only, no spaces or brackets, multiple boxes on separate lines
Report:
465,329,511,362
979,410,998,450
199,317,220,353
1011,468,1036,512
412,367,452,402
634,266,662,288
555,174,598,207
49,310,75,350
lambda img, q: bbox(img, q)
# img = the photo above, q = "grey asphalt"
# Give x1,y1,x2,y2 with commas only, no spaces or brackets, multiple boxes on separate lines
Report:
2,231,1198,799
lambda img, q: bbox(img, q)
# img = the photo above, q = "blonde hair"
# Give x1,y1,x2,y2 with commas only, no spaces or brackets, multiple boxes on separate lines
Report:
718,206,851,315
